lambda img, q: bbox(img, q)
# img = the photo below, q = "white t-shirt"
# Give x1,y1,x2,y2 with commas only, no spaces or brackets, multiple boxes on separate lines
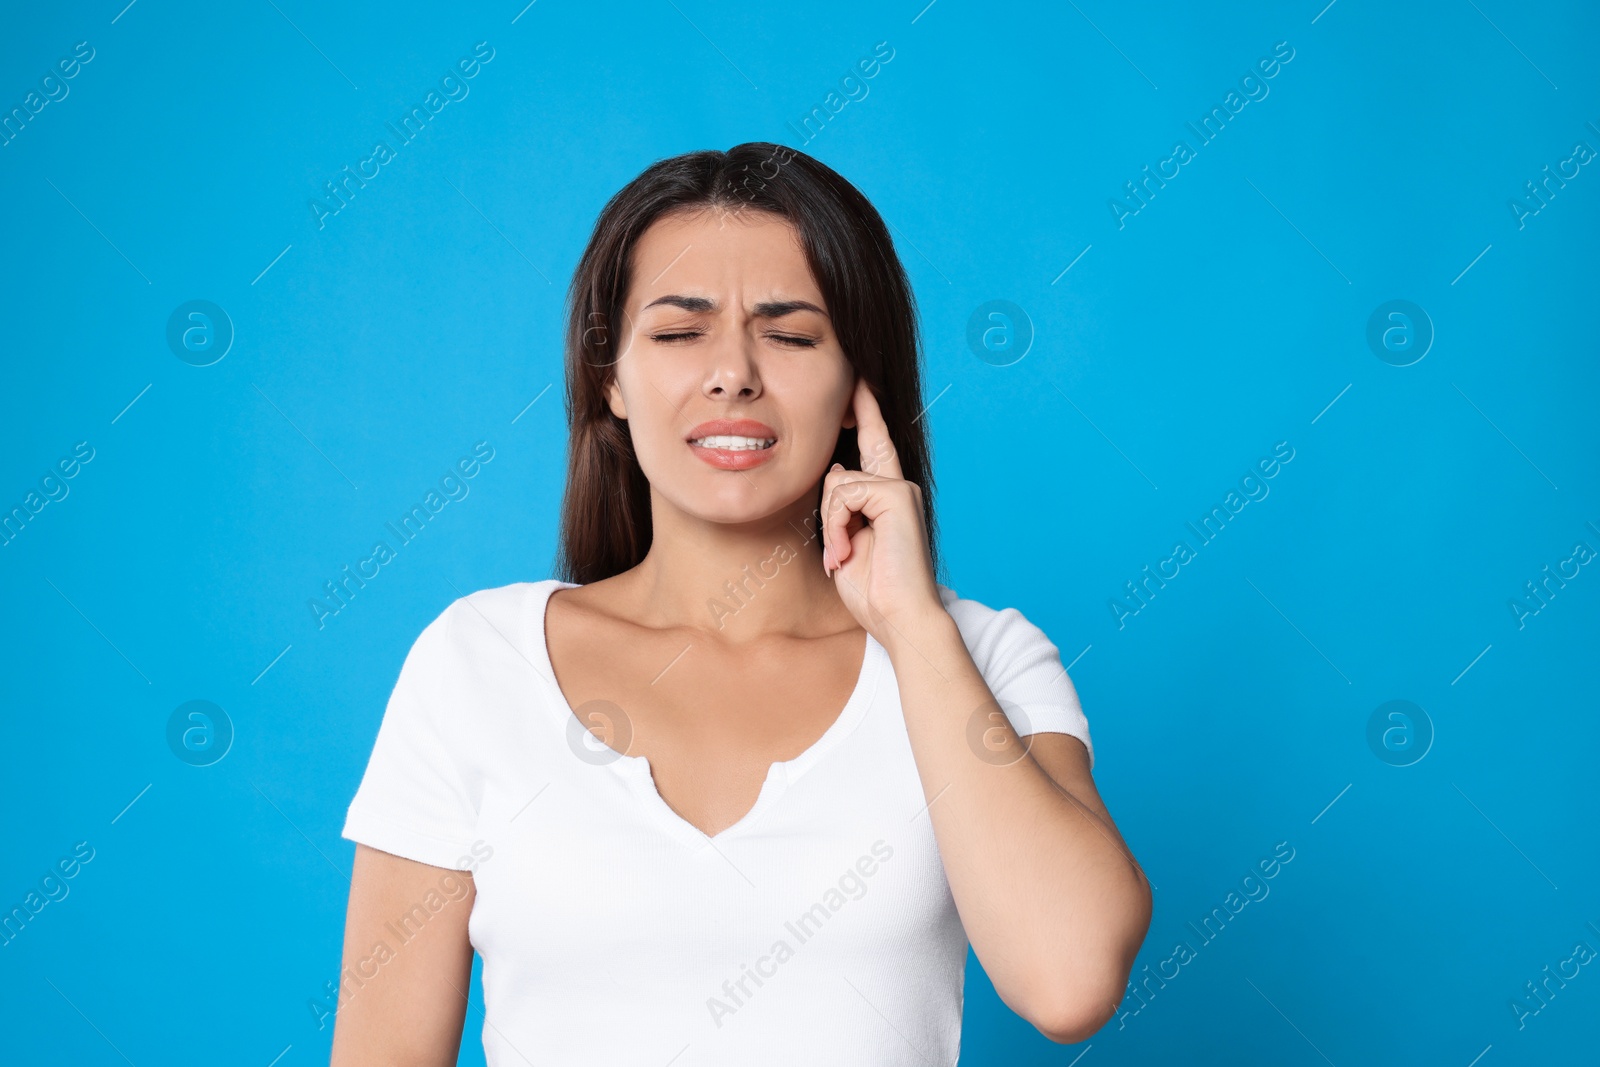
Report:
341,579,1093,1066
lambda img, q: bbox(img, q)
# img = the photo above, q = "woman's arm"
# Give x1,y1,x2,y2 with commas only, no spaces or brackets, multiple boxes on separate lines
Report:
329,844,476,1067
881,612,1151,1044
820,380,1151,1043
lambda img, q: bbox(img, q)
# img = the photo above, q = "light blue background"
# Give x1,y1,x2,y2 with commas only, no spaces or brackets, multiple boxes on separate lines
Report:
2,1,1596,1063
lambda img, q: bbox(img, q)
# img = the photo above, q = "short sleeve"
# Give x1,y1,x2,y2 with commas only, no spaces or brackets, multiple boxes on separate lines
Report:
341,602,481,869
940,586,1095,770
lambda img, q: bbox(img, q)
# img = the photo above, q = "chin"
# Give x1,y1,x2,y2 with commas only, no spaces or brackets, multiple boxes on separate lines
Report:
672,476,802,526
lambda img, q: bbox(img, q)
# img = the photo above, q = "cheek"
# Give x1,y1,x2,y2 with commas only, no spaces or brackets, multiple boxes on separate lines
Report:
614,364,695,462
781,371,854,462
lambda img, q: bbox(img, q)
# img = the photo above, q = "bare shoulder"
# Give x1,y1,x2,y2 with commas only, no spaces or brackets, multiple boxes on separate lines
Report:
544,576,661,679
546,575,635,634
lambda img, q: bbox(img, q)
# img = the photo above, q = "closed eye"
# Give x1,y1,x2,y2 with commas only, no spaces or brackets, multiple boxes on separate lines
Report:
649,331,820,348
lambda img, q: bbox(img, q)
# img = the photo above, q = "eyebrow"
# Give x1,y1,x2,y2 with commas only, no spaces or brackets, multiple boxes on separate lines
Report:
641,294,828,319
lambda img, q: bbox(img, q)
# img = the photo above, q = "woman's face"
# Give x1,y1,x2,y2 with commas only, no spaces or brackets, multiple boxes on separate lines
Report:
606,207,857,524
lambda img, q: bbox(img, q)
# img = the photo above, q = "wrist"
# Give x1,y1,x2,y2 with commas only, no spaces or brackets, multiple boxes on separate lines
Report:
878,599,960,663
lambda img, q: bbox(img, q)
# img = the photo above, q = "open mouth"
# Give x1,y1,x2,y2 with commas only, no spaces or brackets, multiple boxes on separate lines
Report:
685,420,780,469
687,435,776,451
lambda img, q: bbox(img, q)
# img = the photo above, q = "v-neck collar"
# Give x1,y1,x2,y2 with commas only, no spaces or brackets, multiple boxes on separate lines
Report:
528,579,883,849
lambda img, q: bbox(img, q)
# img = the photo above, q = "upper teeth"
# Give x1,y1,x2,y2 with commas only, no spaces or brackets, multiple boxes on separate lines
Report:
692,435,775,450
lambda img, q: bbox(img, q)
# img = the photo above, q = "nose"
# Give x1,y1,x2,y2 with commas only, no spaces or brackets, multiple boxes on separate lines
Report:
702,328,761,400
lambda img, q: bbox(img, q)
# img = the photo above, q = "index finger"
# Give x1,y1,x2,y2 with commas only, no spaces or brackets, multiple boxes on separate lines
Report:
853,378,904,481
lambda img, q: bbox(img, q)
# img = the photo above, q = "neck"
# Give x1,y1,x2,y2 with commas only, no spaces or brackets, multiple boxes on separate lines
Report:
617,484,852,640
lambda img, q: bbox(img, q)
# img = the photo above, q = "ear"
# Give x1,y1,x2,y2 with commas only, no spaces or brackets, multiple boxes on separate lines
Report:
605,377,627,420
841,375,858,429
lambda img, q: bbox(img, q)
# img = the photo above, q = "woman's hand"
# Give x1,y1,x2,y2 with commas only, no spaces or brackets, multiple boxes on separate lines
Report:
821,378,946,645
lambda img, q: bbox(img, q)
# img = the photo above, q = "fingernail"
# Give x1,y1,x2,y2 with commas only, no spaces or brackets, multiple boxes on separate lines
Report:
831,462,844,472
823,545,834,573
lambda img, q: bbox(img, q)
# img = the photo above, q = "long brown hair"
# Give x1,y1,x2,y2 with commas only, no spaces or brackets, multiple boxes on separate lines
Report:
554,142,938,585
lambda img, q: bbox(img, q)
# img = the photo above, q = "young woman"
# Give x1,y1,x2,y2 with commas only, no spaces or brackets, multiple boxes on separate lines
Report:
331,142,1150,1066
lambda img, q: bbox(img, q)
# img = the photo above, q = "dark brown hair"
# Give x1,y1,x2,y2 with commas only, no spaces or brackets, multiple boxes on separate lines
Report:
554,142,937,585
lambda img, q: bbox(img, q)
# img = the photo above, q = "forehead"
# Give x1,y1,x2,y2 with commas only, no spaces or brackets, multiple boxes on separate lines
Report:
627,208,823,309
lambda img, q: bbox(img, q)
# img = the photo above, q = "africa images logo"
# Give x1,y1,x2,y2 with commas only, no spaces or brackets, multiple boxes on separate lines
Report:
705,840,894,1028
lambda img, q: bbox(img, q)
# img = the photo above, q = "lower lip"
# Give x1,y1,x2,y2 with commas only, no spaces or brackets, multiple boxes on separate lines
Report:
688,441,778,470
